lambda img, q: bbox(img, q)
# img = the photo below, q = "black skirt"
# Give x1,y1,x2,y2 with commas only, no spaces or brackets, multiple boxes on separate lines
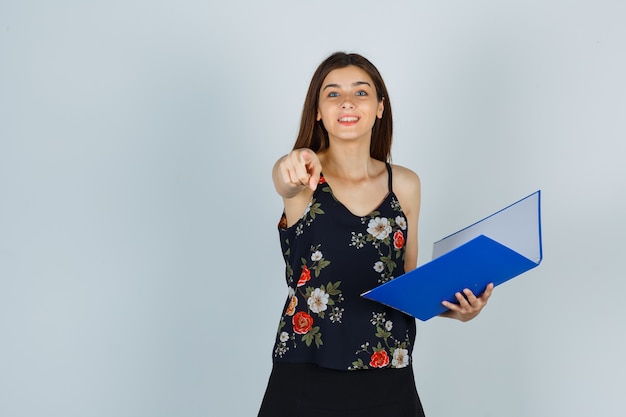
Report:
258,362,426,417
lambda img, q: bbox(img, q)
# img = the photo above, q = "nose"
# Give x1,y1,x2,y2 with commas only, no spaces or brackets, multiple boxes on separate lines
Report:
341,97,355,110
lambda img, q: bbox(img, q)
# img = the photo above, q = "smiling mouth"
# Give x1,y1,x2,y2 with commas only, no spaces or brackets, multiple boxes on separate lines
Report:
338,116,359,122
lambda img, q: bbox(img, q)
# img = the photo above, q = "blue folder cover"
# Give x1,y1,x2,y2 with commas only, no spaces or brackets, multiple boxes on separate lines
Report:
361,191,542,321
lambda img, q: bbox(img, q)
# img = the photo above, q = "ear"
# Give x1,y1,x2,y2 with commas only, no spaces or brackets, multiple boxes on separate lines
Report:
316,109,322,121
377,98,384,119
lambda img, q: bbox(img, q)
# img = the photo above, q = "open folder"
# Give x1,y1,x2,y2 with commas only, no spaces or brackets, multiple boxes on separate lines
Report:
361,190,543,321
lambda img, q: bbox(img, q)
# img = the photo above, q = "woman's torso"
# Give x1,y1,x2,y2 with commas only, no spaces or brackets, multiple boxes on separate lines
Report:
272,163,416,370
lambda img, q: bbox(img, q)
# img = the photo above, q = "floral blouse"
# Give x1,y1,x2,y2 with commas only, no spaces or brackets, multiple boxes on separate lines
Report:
272,163,416,371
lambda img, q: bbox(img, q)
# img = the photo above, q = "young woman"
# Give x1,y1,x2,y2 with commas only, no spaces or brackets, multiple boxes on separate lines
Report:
258,52,494,417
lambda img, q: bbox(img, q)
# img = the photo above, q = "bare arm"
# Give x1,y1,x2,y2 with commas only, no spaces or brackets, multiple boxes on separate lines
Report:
393,165,492,322
391,165,421,273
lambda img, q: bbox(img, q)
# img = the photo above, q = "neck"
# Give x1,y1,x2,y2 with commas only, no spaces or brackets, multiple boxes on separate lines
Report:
319,142,377,181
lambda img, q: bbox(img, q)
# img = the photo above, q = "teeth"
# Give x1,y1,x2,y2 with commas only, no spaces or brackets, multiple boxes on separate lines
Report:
339,117,359,122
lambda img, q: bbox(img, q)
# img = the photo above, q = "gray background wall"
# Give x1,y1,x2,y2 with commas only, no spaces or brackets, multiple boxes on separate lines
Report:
1,1,624,416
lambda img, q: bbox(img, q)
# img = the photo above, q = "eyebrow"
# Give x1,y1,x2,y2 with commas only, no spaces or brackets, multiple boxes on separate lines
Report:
322,81,372,90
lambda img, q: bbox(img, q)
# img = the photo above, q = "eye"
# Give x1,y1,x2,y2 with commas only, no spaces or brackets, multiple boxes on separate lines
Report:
355,90,368,96
328,91,340,97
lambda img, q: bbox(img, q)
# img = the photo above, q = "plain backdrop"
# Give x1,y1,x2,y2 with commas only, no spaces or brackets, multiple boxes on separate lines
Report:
1,1,625,416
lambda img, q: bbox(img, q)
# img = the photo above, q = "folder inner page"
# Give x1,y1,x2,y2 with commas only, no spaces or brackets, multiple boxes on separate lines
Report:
432,191,542,264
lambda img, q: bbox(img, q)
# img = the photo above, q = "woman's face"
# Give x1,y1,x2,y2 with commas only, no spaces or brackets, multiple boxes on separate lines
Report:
316,65,384,144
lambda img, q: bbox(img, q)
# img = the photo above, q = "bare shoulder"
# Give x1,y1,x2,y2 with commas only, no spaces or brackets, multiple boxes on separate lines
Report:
390,164,421,194
390,164,421,213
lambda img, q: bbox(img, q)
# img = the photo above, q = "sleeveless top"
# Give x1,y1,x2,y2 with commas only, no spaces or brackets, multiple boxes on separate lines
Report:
272,163,417,371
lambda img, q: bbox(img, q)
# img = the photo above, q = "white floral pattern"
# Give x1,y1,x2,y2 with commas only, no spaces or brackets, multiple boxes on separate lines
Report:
307,288,330,313
353,207,407,284
392,348,410,368
275,241,343,355
395,215,407,231
351,312,412,370
367,217,392,240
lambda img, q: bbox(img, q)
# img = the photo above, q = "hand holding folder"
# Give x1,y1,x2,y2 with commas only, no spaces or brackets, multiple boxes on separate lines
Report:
439,282,495,322
361,191,543,321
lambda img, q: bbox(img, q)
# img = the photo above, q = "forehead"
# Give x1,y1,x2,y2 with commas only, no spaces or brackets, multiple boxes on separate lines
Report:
321,65,375,88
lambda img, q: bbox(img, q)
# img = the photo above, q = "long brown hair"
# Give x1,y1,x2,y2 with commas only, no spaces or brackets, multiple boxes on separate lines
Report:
292,52,393,162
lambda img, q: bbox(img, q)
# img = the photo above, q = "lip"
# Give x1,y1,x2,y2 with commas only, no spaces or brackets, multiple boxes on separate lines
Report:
337,114,360,125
